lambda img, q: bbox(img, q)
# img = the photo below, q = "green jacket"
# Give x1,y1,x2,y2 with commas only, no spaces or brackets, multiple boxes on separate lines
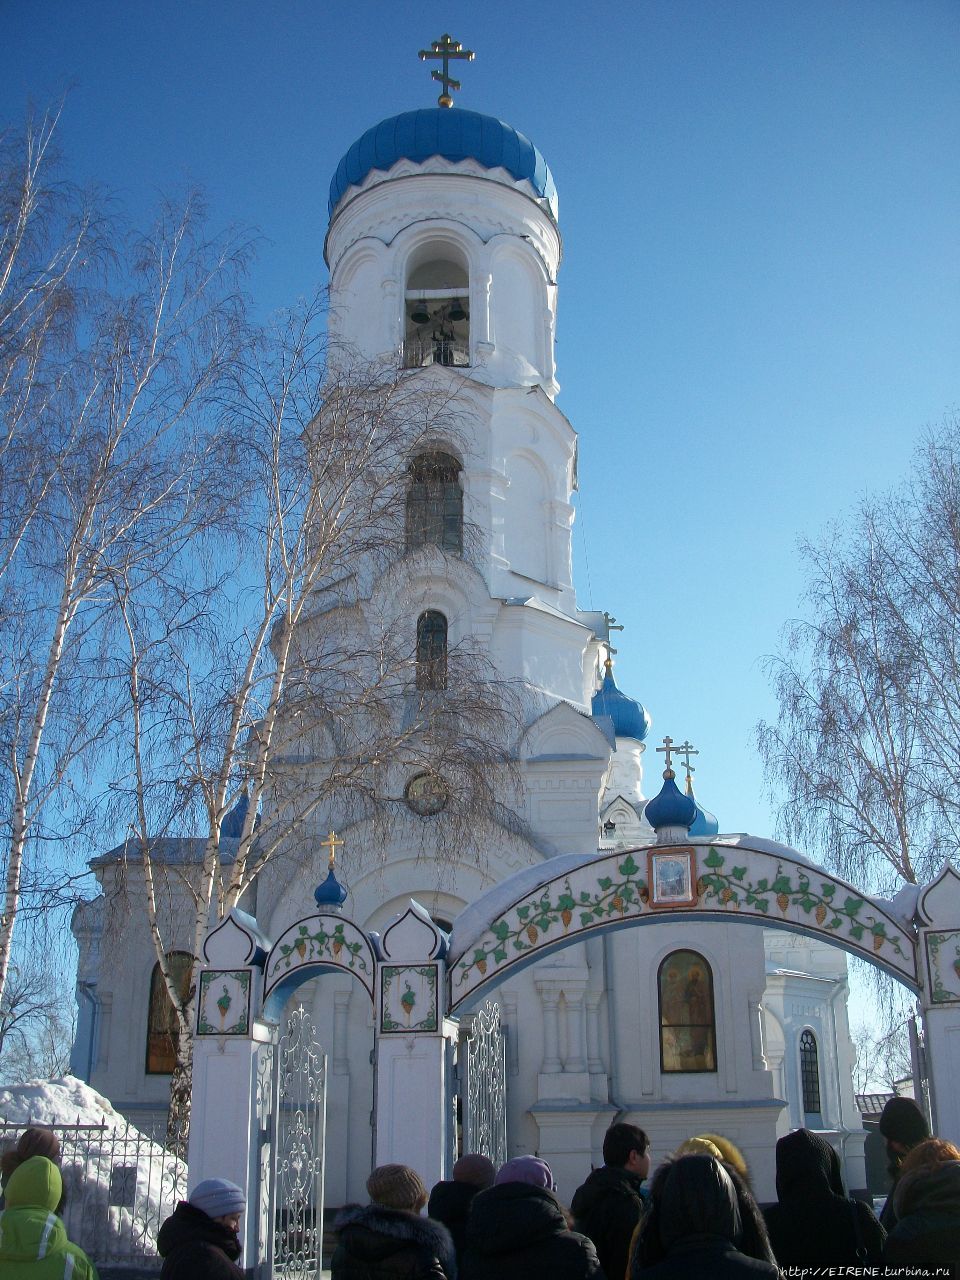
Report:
0,1155,99,1280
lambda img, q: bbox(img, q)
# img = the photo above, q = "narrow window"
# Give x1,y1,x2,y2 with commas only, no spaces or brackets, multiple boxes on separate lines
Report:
800,1029,822,1116
658,950,717,1073
406,451,463,554
416,610,448,690
146,952,193,1074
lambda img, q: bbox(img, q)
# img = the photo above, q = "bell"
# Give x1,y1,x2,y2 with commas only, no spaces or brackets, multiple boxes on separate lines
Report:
448,299,467,322
410,302,430,325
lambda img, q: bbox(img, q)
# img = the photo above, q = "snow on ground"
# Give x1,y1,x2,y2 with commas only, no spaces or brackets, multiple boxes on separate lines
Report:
0,1075,187,1265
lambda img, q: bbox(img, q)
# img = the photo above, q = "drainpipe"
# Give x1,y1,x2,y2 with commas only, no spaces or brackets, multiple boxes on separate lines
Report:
603,932,626,1118
828,980,852,1176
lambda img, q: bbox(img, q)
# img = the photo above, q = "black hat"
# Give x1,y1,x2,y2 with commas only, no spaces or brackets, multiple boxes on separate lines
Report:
878,1096,929,1147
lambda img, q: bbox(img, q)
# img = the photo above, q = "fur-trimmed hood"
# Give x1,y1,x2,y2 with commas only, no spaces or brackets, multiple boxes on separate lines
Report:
334,1202,456,1278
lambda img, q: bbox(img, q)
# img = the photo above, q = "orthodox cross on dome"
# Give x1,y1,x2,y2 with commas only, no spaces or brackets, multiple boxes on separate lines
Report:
675,739,700,792
656,735,677,778
419,33,475,107
321,829,344,870
603,611,624,658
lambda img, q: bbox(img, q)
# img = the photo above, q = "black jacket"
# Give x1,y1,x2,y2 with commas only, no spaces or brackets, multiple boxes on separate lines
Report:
460,1182,605,1280
427,1180,482,1263
883,1161,960,1269
763,1129,885,1268
571,1164,646,1280
157,1201,245,1280
331,1203,456,1280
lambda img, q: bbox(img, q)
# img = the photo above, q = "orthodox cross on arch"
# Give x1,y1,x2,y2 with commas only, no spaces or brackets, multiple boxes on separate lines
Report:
419,33,475,107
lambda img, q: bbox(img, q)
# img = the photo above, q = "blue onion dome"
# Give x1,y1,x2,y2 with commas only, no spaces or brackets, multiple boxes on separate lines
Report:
315,867,348,910
644,769,697,833
221,791,249,839
329,108,558,219
591,658,652,742
686,775,720,837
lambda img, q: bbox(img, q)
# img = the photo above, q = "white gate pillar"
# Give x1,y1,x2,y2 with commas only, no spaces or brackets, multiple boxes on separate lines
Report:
373,901,455,1190
188,909,272,1270
916,865,960,1145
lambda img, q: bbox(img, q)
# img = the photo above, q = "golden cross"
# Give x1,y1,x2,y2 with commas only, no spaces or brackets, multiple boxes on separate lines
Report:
419,33,475,107
656,736,676,776
321,830,344,869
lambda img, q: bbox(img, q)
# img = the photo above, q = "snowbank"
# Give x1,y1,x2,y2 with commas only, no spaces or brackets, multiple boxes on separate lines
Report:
0,1075,187,1266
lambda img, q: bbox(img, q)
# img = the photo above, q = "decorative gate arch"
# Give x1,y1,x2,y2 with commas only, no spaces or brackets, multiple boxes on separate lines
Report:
448,838,918,1011
446,838,960,1150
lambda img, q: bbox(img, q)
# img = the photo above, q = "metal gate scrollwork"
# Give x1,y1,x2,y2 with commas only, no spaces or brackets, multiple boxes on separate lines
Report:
461,998,507,1166
266,1003,327,1279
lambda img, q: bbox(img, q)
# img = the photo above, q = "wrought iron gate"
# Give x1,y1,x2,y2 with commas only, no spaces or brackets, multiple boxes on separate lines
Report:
460,998,507,1165
257,1004,327,1279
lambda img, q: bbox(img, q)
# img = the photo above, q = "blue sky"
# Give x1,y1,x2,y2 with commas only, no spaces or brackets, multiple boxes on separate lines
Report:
3,0,958,857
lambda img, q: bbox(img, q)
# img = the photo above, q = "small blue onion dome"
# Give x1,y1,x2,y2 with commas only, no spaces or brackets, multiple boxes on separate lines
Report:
644,771,697,832
314,867,348,910
329,108,558,218
221,792,249,839
682,772,720,837
591,659,652,742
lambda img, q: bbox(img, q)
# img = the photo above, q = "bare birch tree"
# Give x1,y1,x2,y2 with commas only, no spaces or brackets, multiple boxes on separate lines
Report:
106,298,522,1144
758,414,960,899
0,114,249,1015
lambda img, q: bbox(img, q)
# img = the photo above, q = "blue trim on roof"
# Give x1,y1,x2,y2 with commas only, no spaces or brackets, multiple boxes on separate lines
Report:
328,108,557,217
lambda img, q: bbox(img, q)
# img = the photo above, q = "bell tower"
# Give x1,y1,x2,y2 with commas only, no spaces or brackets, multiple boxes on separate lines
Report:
323,52,601,705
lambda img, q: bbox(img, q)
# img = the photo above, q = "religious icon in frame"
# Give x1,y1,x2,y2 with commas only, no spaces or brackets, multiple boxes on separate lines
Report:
648,847,697,908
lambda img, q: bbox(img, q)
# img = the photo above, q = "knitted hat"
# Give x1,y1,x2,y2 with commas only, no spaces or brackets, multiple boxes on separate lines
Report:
453,1153,496,1188
696,1133,749,1181
494,1155,555,1190
189,1178,246,1218
366,1163,427,1211
878,1096,930,1148
676,1136,724,1161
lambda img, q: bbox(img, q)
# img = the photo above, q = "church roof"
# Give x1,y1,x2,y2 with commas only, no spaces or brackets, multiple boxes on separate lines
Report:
328,108,558,218
591,661,651,741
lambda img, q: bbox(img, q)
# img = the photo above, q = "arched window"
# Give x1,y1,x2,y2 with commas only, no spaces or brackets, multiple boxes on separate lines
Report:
403,251,470,368
146,952,193,1074
800,1029,822,1116
416,610,448,691
658,950,717,1074
406,451,463,554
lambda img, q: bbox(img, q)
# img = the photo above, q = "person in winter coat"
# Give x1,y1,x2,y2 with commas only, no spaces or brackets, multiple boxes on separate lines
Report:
627,1154,779,1280
763,1128,885,1268
878,1095,931,1230
332,1163,456,1280
428,1153,496,1266
0,1155,98,1280
0,1127,65,1214
459,1154,604,1280
572,1122,649,1280
882,1138,960,1269
157,1176,246,1280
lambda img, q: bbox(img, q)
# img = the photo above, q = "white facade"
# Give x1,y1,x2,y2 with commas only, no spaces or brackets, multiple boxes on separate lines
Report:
71,104,866,1204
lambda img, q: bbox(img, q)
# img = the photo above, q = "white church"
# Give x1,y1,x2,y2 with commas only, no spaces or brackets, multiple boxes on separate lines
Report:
70,54,866,1205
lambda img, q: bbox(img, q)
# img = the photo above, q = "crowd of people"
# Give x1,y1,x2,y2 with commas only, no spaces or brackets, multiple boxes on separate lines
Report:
321,1099,959,1280
0,1095,956,1278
